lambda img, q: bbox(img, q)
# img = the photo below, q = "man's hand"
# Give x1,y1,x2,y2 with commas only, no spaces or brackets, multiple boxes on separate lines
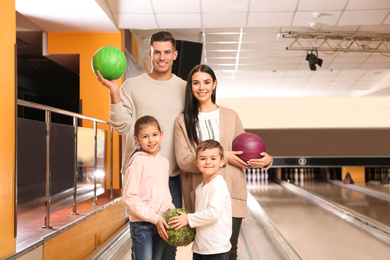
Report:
96,70,122,104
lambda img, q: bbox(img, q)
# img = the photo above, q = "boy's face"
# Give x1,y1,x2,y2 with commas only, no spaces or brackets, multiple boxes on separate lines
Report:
149,41,178,74
196,148,225,177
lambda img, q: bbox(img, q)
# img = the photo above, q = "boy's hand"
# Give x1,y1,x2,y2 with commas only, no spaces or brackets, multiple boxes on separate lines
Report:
168,210,189,230
156,217,169,241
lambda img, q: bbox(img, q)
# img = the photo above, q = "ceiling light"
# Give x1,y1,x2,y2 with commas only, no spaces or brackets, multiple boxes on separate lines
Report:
282,31,390,53
305,50,323,71
313,12,321,19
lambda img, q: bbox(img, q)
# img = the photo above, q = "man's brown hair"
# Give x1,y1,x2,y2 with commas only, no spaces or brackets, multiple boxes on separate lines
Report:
149,31,176,50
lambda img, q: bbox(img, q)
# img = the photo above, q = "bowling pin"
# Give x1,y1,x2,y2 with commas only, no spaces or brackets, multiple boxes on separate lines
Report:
254,168,258,183
260,168,264,182
294,168,298,184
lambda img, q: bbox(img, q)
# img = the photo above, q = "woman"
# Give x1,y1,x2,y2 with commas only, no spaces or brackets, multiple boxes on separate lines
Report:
174,64,273,260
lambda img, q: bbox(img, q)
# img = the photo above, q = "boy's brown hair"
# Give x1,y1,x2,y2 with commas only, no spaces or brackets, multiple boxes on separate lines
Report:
196,139,224,159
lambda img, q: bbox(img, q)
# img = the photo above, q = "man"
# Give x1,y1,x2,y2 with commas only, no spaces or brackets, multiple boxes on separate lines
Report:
97,31,186,259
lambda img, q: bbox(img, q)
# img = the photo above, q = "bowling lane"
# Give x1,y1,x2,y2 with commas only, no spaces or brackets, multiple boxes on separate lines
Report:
298,181,390,228
248,182,390,260
364,181,390,194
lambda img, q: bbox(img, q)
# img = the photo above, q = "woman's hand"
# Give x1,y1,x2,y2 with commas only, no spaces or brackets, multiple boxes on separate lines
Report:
248,152,272,168
227,151,248,169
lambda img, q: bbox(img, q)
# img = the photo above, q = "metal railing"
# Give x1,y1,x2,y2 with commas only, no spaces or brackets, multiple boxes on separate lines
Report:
17,99,114,229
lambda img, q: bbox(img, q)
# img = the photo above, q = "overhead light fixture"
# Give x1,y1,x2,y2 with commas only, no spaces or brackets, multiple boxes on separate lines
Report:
312,12,322,19
282,31,390,53
305,49,323,71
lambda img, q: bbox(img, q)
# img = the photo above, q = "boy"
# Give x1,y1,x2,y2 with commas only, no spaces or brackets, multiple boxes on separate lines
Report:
169,140,232,260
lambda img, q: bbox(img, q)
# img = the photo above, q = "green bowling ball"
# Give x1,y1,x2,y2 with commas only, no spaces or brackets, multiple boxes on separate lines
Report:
163,208,195,247
91,46,127,80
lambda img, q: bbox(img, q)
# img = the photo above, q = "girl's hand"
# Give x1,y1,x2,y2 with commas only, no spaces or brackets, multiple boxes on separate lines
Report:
227,151,248,169
248,152,272,168
168,210,189,231
156,217,169,241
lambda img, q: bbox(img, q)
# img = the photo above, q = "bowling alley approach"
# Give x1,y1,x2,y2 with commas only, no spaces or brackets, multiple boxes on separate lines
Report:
2,1,390,260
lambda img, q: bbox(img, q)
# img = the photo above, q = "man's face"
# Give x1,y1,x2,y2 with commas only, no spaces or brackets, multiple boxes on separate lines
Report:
149,41,178,74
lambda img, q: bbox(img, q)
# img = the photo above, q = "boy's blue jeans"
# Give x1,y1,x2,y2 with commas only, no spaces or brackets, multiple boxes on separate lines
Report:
193,251,230,260
129,221,168,260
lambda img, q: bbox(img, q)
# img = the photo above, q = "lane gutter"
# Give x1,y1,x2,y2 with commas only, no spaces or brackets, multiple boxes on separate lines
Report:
277,180,390,247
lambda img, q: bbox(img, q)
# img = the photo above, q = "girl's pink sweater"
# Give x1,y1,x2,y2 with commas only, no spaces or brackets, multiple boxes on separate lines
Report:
123,152,175,224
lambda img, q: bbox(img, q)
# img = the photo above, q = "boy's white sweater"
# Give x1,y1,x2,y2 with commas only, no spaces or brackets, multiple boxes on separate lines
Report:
188,175,232,255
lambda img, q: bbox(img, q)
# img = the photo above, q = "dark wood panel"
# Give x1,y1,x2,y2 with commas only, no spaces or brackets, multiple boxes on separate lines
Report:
247,128,390,157
17,118,75,204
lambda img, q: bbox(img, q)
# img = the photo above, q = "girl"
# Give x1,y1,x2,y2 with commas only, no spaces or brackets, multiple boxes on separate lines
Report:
123,115,175,260
174,64,273,260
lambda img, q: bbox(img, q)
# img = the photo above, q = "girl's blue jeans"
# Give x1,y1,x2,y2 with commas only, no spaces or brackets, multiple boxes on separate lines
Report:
129,221,168,260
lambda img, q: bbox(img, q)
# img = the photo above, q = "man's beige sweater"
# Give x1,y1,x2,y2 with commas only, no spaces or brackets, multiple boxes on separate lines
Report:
109,73,186,176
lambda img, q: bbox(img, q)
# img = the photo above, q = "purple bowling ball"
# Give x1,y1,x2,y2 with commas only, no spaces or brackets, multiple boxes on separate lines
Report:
232,133,266,162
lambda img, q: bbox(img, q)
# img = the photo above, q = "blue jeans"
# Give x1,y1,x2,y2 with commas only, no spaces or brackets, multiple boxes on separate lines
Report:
229,218,243,260
193,252,230,260
130,221,168,260
162,174,183,260
169,174,183,208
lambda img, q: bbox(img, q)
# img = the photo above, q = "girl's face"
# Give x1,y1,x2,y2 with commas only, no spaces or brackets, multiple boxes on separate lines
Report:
191,72,216,104
134,123,163,156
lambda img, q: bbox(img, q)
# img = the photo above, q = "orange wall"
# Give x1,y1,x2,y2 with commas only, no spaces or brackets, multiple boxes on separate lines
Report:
342,167,365,185
0,0,16,258
47,32,124,190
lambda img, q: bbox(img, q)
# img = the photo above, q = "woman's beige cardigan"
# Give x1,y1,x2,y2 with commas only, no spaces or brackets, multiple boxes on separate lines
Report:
174,105,249,218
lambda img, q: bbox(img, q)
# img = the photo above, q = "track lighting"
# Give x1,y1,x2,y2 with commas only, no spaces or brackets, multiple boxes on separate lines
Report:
305,50,323,71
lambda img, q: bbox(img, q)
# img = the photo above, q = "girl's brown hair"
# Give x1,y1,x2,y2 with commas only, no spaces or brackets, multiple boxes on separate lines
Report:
134,115,162,138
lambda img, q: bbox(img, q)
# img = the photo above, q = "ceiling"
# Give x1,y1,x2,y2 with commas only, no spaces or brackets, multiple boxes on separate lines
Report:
15,0,390,98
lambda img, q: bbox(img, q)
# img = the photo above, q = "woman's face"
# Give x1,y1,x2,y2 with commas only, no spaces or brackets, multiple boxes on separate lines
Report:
191,71,216,103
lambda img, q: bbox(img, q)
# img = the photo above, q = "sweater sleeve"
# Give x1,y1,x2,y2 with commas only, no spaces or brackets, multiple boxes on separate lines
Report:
123,159,161,224
188,181,228,228
174,115,201,173
234,110,245,138
109,83,134,135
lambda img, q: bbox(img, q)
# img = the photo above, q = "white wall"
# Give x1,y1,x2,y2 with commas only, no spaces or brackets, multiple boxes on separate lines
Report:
218,96,390,129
